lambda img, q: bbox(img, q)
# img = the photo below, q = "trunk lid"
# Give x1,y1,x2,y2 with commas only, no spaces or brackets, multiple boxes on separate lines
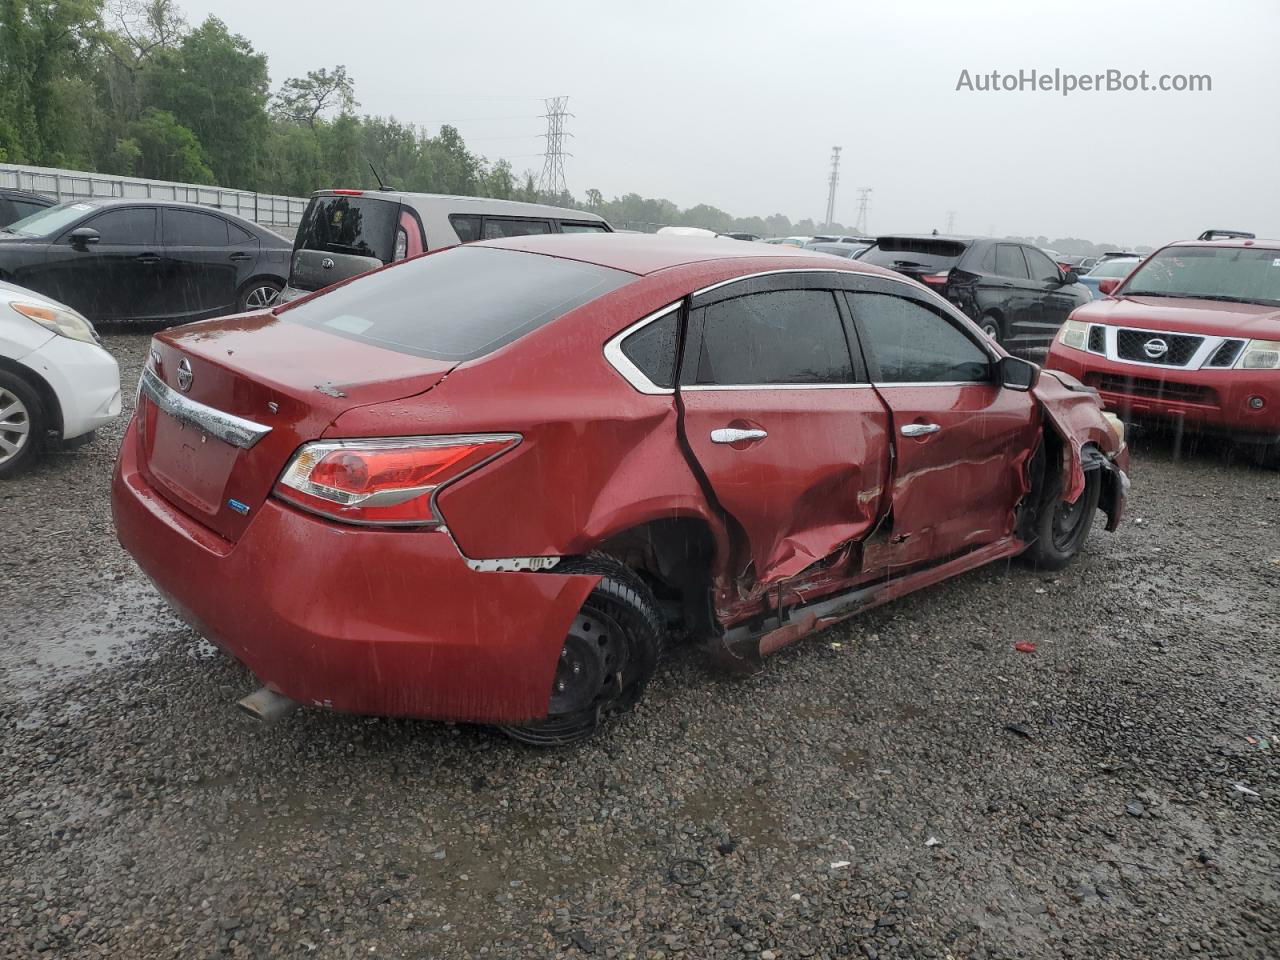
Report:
288,193,401,293
139,312,454,542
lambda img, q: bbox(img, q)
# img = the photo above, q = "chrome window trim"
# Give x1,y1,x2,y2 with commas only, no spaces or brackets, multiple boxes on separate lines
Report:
1092,323,1237,371
873,380,992,388
139,367,271,450
602,302,681,395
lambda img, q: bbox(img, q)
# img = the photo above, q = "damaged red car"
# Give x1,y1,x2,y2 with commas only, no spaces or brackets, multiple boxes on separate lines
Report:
112,234,1129,745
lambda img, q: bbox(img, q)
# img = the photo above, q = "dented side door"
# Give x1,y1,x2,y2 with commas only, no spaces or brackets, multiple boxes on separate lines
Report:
676,273,893,586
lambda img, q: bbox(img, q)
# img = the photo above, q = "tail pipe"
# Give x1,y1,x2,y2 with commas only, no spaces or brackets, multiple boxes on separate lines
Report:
237,686,300,724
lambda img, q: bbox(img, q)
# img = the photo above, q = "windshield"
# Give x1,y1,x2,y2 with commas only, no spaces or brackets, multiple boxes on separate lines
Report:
1087,258,1140,278
4,201,96,237
282,245,633,360
1122,245,1280,305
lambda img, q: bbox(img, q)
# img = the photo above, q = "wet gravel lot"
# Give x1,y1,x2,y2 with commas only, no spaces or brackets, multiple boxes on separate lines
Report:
2,332,1278,959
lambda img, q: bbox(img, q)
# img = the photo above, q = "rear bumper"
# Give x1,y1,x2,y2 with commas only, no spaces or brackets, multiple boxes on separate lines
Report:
111,418,597,723
1046,344,1280,444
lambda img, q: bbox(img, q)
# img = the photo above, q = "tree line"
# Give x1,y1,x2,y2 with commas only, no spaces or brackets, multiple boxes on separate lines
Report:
0,1,1141,247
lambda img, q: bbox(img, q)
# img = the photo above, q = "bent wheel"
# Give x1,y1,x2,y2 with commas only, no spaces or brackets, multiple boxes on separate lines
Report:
1021,459,1102,571
499,555,663,747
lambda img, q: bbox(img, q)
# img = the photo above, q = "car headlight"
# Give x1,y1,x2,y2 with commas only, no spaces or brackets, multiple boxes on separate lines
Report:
1238,339,1280,370
1058,319,1089,350
10,301,98,345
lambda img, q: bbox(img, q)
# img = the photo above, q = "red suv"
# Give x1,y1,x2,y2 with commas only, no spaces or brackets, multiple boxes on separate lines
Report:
112,235,1128,744
1046,236,1280,465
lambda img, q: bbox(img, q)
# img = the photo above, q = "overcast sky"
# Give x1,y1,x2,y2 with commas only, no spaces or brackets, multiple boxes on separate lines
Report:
179,0,1278,246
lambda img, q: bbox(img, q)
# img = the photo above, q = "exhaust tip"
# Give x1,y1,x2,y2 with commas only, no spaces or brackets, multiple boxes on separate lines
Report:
237,686,300,725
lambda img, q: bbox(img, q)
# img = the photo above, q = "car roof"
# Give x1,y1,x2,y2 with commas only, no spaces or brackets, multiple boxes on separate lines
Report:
311,189,605,222
1165,237,1280,252
0,187,52,203
475,232,899,277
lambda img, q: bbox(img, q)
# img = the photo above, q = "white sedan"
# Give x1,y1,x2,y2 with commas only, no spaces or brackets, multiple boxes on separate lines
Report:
0,280,121,476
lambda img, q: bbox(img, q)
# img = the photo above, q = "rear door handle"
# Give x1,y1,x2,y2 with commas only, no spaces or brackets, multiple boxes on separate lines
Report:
135,253,160,264
711,427,767,445
229,252,252,262
901,423,941,437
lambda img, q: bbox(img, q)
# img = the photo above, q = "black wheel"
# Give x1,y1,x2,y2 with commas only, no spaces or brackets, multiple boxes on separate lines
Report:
979,313,1005,343
1246,442,1280,470
498,554,663,747
1021,461,1102,571
0,370,45,479
237,279,282,313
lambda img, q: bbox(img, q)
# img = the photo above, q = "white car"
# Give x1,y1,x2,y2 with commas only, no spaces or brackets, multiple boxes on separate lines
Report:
0,280,121,476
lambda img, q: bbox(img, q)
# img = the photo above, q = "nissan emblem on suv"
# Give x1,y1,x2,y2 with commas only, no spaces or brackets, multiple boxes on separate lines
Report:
1143,337,1169,360
176,357,194,392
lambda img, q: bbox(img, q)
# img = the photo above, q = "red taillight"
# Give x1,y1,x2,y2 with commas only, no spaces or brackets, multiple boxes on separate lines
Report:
920,272,950,287
331,189,364,196
274,435,520,526
393,226,408,261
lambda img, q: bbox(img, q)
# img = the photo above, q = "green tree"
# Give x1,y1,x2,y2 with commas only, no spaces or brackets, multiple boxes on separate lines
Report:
147,15,268,188
0,0,103,165
273,65,355,129
584,187,602,211
119,106,210,180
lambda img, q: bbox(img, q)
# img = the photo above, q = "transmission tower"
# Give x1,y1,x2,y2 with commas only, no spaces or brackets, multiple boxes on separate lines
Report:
538,96,573,200
945,210,956,233
853,188,872,234
823,146,842,230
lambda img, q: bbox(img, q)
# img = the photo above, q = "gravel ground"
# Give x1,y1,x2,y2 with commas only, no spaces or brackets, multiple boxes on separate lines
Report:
2,331,1277,959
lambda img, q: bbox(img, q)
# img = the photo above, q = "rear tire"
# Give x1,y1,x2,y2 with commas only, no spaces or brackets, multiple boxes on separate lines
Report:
979,313,1005,343
0,371,45,479
1021,461,1102,571
237,279,282,313
498,554,663,747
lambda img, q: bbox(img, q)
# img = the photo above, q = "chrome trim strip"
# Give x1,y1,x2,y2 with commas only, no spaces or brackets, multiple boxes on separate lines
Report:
873,380,990,388
463,555,562,573
139,367,271,450
681,382,876,391
691,267,854,298
602,302,681,395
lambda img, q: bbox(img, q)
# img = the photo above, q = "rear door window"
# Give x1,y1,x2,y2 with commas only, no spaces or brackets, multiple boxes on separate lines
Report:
482,218,553,239
619,310,680,389
687,289,855,386
994,245,1030,279
558,221,609,234
163,208,230,246
282,246,633,361
296,195,398,261
449,214,481,243
848,291,991,383
82,207,157,245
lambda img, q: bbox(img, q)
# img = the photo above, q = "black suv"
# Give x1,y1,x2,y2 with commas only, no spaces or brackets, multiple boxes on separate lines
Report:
858,235,1092,360
0,188,53,227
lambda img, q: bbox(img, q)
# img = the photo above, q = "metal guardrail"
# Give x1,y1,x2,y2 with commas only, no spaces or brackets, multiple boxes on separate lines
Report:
0,162,308,234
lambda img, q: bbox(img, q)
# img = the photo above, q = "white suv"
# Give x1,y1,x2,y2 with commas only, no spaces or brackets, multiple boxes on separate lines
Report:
0,280,121,477
279,190,612,303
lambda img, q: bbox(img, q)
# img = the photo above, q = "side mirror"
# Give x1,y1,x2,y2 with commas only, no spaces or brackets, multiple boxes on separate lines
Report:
1062,269,1079,284
1097,277,1121,296
998,355,1039,392
68,227,100,249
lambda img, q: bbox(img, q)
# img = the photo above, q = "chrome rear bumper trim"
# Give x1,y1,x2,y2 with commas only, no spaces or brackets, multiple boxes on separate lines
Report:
139,367,272,450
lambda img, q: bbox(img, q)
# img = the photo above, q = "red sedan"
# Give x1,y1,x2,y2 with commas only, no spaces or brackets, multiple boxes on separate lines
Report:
113,235,1128,744
1046,236,1280,465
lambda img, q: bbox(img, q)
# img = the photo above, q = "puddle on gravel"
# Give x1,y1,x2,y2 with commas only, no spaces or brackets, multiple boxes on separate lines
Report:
0,574,185,691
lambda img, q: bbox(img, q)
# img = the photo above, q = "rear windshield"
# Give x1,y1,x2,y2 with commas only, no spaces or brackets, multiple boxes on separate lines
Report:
859,237,968,272
1087,258,1139,278
1122,246,1280,306
296,195,398,261
281,246,634,361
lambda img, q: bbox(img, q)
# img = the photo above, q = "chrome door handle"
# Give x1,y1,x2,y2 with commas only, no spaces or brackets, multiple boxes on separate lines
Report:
900,423,941,437
711,427,767,444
